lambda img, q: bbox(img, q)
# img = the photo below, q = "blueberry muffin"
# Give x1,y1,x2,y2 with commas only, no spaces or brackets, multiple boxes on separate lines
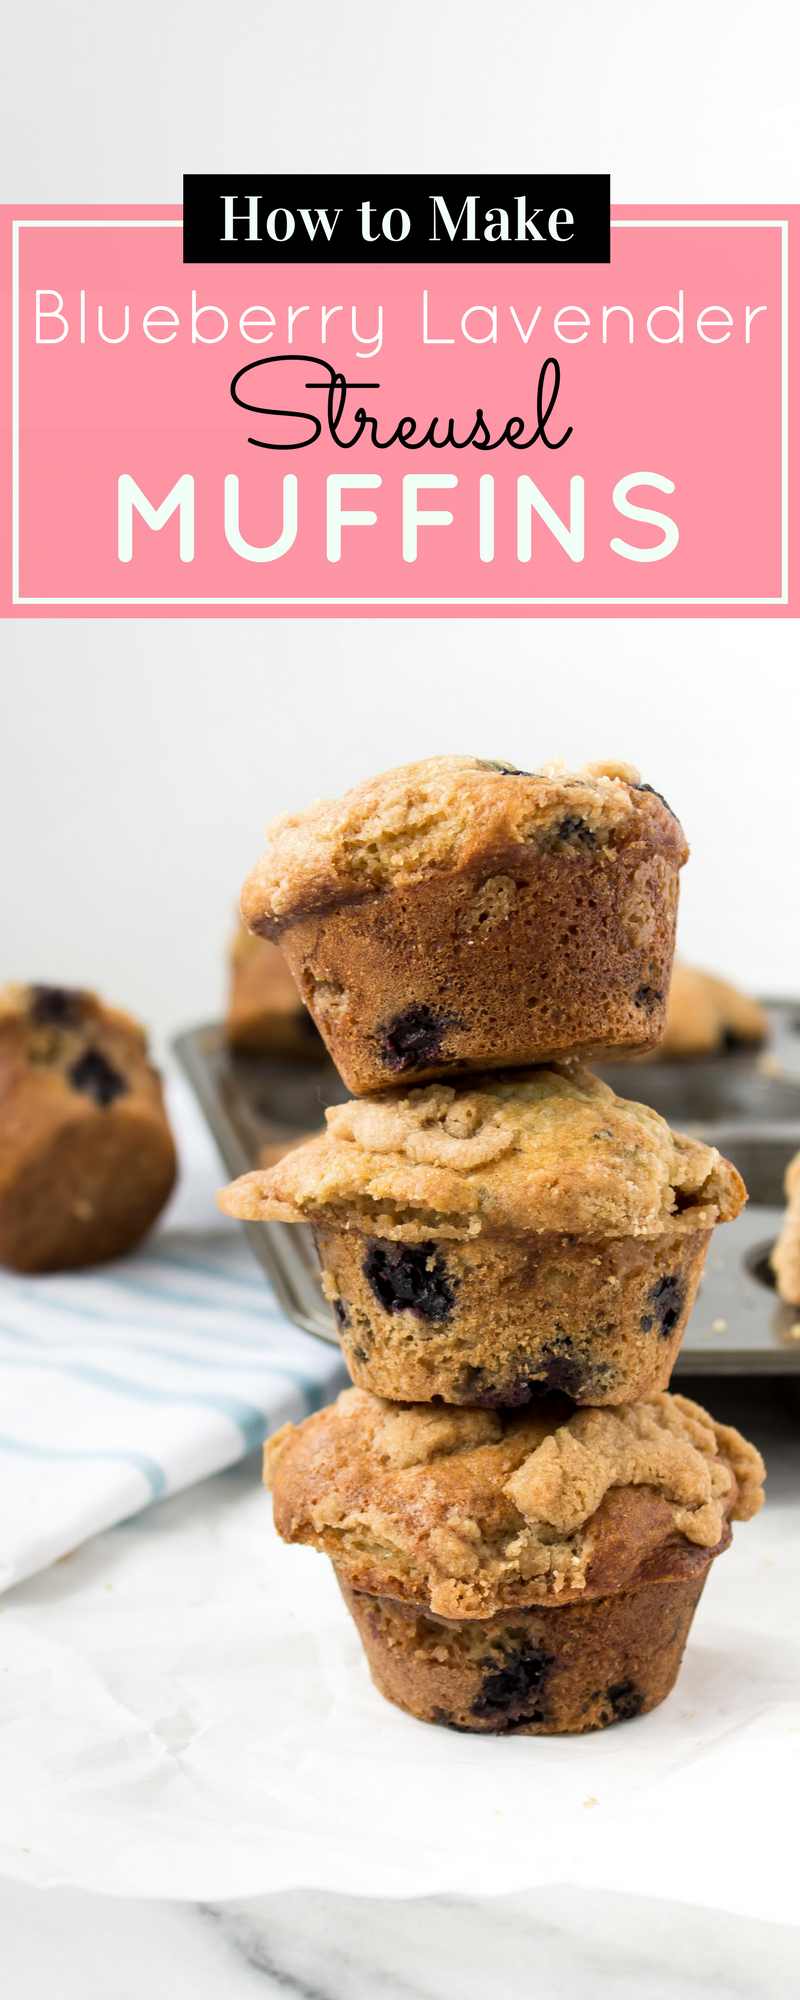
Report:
264,1387,764,1733
226,925,324,1059
658,962,769,1060
240,756,688,1093
771,1147,800,1306
0,984,177,1272
219,1064,745,1406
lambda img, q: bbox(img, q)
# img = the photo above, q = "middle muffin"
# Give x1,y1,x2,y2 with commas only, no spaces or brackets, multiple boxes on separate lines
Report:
219,1063,745,1407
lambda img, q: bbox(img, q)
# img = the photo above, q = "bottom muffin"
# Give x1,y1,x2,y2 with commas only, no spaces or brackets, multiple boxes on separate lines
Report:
339,1563,713,1733
265,1385,765,1732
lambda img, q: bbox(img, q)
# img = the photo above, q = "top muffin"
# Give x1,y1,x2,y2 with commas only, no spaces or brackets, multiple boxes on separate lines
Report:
243,755,685,931
240,756,688,1092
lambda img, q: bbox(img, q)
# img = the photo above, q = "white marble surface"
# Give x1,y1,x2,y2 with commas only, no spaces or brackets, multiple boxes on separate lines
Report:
3,1873,800,1999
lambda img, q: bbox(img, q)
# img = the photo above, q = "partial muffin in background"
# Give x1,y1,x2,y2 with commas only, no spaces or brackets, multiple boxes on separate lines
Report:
659,962,768,1059
240,756,689,1093
219,1064,745,1408
0,984,176,1273
226,925,324,1059
770,1149,800,1306
264,1386,764,1734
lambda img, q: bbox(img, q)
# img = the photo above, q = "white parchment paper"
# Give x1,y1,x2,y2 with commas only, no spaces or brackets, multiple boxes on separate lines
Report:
0,1449,797,1920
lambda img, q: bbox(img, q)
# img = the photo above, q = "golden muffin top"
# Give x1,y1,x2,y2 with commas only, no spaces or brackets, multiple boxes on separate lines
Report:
265,1386,764,1619
218,1062,745,1243
241,755,688,936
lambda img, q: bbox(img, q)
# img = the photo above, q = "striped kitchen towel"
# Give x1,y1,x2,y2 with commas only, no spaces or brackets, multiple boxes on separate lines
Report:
0,1075,347,1592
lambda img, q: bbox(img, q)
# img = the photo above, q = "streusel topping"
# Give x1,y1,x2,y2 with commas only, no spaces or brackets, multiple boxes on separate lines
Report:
218,1064,745,1242
265,1387,764,1618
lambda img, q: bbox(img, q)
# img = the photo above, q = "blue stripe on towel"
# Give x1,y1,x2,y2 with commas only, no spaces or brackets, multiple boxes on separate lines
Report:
0,1431,167,1498
3,1272,300,1337
1,1282,301,1347
0,1312,328,1412
147,1243,278,1294
95,1272,290,1323
2,1316,291,1369
0,1319,317,1389
0,1354,269,1452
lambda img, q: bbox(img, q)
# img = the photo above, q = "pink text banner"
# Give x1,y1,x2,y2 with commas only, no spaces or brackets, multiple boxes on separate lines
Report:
1,204,796,618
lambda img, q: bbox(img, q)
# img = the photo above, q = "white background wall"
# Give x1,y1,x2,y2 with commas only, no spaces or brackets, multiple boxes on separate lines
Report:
1,1,798,1048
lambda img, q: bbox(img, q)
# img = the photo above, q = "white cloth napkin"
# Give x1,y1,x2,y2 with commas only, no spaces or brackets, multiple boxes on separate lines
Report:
0,1074,347,1593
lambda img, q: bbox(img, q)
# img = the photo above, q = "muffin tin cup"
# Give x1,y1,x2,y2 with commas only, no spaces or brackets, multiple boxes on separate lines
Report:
314,1222,711,1407
338,1559,715,1735
280,848,680,1095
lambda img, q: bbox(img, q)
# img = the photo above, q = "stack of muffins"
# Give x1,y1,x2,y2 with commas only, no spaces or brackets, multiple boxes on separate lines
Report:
219,756,765,1736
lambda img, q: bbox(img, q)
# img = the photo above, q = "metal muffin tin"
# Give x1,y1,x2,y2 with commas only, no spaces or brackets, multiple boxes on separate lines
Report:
174,1001,800,1372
